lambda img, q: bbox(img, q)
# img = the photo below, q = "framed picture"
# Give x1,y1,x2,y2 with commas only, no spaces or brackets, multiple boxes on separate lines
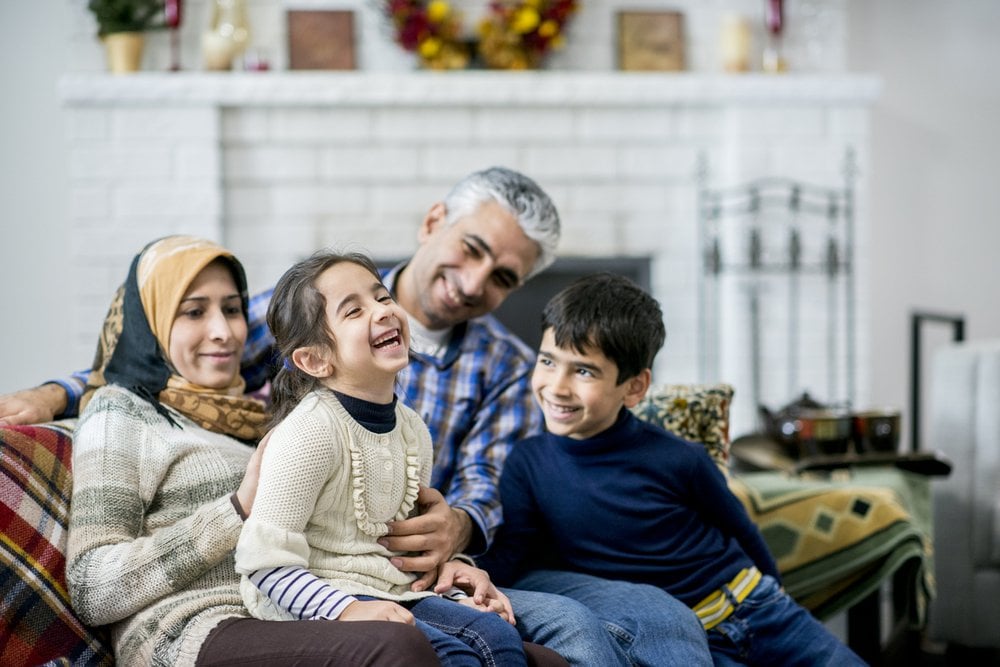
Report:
617,11,685,71
287,10,356,70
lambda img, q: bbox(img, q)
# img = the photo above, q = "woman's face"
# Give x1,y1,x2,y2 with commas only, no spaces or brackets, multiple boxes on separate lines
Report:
168,261,247,389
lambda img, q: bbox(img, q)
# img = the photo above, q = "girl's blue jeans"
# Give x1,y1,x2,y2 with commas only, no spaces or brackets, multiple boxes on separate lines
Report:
360,595,527,667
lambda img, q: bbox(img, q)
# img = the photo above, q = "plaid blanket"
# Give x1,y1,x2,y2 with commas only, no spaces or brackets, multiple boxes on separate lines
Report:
1,422,112,667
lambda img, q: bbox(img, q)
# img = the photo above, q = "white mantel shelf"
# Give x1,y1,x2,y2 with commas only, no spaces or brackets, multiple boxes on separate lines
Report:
59,71,881,107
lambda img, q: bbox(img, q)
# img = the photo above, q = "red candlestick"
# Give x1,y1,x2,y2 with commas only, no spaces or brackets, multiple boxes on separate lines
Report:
166,0,182,29
765,0,783,36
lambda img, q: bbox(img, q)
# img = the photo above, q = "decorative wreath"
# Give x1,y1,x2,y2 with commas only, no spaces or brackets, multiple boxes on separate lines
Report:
384,0,578,70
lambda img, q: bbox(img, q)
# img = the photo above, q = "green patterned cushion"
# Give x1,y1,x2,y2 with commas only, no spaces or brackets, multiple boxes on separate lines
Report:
631,384,735,467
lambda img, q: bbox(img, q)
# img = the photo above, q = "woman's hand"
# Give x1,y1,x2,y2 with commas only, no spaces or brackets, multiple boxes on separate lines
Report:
435,560,515,624
234,430,271,516
339,600,415,624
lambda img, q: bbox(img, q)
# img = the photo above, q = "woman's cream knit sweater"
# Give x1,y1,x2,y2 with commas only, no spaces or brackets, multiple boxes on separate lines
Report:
235,389,435,620
67,385,254,667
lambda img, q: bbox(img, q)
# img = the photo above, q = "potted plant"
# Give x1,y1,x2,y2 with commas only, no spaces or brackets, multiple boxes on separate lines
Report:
88,0,167,73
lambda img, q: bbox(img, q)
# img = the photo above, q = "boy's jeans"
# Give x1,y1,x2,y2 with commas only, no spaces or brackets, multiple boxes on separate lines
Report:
510,569,712,666
708,574,867,666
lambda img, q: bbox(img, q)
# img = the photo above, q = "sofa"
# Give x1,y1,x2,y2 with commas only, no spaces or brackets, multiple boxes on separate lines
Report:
927,339,1000,649
1,383,933,665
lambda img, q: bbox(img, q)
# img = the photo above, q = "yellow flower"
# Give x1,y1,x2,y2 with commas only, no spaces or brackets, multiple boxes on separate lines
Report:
427,0,450,24
511,6,540,34
419,36,442,58
537,19,558,38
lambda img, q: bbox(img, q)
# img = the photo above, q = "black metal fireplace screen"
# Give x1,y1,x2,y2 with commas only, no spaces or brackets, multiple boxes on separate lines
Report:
697,167,856,415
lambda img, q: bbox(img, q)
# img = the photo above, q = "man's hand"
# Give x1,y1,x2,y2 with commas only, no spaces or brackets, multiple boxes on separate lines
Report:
0,384,68,426
338,600,415,624
380,486,473,592
437,560,515,624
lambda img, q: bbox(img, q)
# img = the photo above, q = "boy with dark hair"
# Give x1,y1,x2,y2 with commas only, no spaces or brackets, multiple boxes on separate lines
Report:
481,273,864,666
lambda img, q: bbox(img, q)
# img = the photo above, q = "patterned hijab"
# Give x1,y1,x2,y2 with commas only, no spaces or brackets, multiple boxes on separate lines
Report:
81,236,267,441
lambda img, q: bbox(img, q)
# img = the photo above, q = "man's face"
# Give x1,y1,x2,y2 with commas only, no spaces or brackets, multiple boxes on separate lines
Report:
402,200,540,330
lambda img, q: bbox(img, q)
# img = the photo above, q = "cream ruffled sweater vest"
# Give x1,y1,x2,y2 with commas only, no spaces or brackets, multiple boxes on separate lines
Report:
235,390,435,619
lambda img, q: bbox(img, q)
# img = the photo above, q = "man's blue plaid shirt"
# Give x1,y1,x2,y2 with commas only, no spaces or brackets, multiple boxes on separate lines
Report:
57,265,542,553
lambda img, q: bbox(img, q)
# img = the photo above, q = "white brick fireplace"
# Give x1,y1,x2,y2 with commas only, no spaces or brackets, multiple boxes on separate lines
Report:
59,71,878,435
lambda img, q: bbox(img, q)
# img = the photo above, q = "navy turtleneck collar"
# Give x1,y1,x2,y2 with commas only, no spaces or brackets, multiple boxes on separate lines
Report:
333,390,397,434
545,408,641,454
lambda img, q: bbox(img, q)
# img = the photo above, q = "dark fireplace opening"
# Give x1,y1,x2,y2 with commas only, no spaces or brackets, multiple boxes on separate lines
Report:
488,256,651,351
380,256,651,351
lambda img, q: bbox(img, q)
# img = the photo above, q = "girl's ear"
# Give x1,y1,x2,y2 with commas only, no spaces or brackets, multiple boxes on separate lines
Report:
622,368,652,409
291,346,334,379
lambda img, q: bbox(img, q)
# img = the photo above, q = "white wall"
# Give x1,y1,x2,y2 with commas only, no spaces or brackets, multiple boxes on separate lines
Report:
847,0,1000,449
2,0,999,438
0,4,76,392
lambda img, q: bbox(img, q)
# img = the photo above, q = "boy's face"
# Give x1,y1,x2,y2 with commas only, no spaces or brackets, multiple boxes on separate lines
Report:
531,328,649,440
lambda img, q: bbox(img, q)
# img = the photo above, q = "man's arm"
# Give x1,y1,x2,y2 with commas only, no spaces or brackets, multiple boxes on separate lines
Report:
238,287,277,393
0,373,84,425
442,367,543,553
381,361,541,576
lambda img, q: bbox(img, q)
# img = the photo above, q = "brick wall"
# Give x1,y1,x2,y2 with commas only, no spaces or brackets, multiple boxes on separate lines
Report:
61,73,876,435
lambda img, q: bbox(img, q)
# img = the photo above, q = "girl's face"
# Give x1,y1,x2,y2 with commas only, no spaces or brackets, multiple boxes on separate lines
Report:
169,261,247,389
314,261,410,402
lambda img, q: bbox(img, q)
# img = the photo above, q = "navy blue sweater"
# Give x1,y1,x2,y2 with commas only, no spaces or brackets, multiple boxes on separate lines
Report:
481,409,780,607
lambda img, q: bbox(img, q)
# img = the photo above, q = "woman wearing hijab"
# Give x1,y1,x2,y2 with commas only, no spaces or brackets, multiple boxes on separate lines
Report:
66,236,439,666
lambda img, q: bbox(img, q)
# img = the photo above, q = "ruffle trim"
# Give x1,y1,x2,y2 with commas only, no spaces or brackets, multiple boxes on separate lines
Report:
346,410,422,538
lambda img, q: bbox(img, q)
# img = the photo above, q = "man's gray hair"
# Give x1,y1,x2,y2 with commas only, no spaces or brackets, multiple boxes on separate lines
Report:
442,166,561,280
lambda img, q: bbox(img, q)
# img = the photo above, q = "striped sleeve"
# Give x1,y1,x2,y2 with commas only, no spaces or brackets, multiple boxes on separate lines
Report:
248,566,357,620
48,370,90,418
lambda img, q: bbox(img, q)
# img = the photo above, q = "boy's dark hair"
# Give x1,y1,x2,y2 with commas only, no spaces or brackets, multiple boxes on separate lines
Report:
541,272,666,384
265,249,384,428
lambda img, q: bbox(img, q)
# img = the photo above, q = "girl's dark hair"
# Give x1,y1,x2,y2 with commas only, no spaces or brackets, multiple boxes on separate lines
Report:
265,250,383,428
541,272,666,384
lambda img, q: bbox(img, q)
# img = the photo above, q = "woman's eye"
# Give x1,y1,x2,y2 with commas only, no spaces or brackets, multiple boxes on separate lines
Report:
225,305,243,316
182,308,203,319
377,294,393,303
463,242,482,258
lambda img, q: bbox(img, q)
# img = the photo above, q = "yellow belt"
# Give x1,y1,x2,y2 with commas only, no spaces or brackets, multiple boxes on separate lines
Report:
691,567,762,630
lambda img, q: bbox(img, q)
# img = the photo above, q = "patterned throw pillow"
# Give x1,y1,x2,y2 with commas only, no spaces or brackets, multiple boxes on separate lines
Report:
631,383,735,468
0,423,112,667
